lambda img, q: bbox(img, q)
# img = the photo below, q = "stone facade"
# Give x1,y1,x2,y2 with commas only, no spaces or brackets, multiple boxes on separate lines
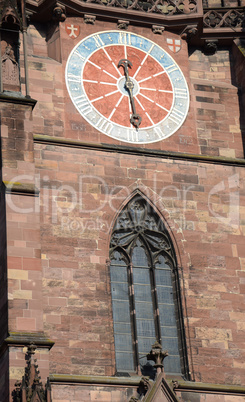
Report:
0,0,245,401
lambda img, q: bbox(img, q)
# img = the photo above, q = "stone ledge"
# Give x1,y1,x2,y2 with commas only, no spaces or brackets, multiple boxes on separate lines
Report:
176,380,245,395
5,332,55,348
33,134,245,167
0,332,55,357
0,91,37,109
49,373,142,386
3,181,39,196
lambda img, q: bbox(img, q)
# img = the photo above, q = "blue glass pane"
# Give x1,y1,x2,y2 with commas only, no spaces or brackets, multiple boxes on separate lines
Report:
110,265,128,282
111,250,127,266
114,322,131,334
133,268,150,284
132,240,149,267
155,255,171,269
115,351,134,372
161,336,180,353
135,302,155,319
111,300,131,323
111,282,129,300
138,336,156,354
156,287,174,304
161,325,178,338
134,284,152,302
164,355,181,375
115,334,133,352
155,268,172,287
135,319,155,337
158,305,176,326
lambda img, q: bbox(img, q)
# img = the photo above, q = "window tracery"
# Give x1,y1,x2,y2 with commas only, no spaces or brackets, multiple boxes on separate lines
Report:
109,195,189,377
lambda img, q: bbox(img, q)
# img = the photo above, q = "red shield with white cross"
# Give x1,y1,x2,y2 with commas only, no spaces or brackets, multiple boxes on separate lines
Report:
166,38,181,53
65,24,80,39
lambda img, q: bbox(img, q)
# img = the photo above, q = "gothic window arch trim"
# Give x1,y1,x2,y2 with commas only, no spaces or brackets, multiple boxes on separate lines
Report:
109,194,189,379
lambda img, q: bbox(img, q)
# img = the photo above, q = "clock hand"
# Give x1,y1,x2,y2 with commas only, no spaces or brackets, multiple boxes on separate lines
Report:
118,59,142,129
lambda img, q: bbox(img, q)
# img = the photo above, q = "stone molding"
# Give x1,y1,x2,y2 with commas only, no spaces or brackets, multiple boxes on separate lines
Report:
33,134,245,167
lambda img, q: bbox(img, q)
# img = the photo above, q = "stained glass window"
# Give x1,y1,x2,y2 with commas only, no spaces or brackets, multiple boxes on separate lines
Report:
109,195,189,377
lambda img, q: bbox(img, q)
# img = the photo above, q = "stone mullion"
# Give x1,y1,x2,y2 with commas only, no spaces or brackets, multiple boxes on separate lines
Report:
151,264,162,345
128,261,141,375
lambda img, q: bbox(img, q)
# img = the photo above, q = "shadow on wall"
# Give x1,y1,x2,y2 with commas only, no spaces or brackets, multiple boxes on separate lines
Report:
230,39,245,157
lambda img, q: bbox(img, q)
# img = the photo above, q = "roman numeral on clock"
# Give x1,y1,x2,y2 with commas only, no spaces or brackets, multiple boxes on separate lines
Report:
74,50,85,61
95,118,113,135
93,35,105,48
169,108,185,125
67,73,81,83
74,95,92,115
119,32,131,45
165,64,178,74
175,88,188,99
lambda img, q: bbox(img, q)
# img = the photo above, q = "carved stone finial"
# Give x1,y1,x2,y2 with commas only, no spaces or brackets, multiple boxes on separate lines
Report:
28,342,37,355
84,14,96,24
117,20,129,30
204,39,218,55
180,25,198,41
12,343,51,402
147,341,168,376
53,3,66,22
152,25,165,35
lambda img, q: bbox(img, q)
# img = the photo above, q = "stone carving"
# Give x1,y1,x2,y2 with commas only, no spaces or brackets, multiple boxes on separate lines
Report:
204,39,218,54
152,25,165,34
53,3,66,21
84,14,96,24
117,19,129,29
180,24,198,41
2,43,20,88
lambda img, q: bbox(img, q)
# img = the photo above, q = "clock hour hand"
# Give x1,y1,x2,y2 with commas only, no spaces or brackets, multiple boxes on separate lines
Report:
118,59,142,129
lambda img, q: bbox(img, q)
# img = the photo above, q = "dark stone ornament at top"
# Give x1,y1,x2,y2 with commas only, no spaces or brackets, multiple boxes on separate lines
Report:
0,0,21,28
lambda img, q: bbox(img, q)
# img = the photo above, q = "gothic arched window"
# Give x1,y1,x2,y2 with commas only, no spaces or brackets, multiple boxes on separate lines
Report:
109,195,189,378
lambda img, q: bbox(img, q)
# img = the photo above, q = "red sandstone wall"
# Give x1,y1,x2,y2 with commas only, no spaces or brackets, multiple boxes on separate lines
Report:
34,143,245,385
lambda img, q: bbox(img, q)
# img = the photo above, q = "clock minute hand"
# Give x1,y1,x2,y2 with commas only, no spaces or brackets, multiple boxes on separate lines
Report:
118,59,142,129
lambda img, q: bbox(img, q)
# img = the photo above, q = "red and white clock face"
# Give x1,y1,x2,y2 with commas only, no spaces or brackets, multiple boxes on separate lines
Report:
66,31,189,144
83,45,173,129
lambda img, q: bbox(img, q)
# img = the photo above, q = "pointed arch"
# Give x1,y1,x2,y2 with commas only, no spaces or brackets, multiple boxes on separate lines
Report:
109,192,190,378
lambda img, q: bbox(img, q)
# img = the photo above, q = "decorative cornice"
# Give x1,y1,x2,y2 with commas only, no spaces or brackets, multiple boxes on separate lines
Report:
24,0,245,43
33,134,245,167
203,7,245,30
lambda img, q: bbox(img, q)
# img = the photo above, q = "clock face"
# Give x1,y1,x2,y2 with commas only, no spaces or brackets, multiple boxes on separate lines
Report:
66,31,189,144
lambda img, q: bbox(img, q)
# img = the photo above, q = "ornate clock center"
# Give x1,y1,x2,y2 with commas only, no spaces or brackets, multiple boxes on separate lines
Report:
117,76,139,96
